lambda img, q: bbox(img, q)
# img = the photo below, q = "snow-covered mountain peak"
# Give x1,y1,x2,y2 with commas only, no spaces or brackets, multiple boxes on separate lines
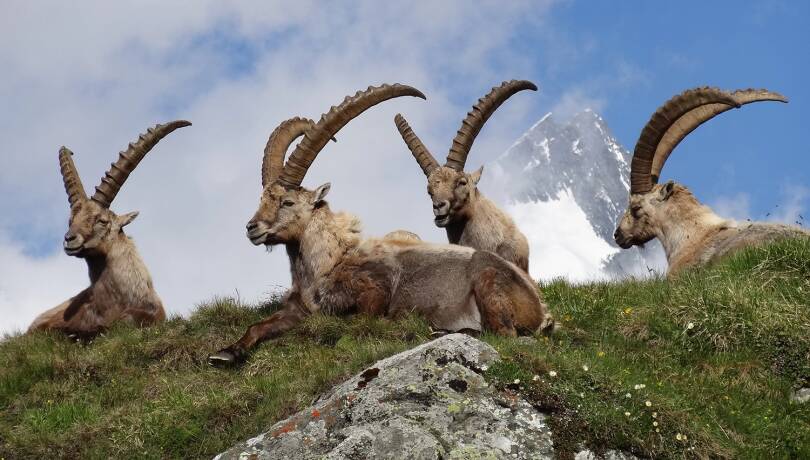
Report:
484,109,664,281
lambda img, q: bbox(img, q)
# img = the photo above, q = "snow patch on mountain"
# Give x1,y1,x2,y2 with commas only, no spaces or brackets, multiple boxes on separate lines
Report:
506,188,618,281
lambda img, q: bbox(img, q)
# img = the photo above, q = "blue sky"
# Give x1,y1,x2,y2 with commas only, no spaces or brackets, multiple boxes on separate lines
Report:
1,1,807,332
533,1,809,220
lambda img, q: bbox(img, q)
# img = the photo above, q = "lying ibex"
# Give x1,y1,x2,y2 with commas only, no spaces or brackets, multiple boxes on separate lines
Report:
209,84,552,365
394,80,536,272
28,121,190,335
614,87,809,275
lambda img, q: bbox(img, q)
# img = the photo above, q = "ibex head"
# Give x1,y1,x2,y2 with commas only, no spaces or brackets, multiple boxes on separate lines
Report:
614,87,787,248
59,121,191,257
247,84,425,246
395,80,536,227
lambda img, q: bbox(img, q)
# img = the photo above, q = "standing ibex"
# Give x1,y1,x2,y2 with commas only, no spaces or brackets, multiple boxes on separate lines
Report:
28,121,190,335
614,87,809,275
394,80,536,272
208,84,552,365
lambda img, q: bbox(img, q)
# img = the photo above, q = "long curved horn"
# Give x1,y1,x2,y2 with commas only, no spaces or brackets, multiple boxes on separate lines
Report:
394,113,439,176
279,83,426,188
649,88,788,183
91,120,192,207
263,118,316,187
445,79,537,171
58,147,87,208
630,87,739,194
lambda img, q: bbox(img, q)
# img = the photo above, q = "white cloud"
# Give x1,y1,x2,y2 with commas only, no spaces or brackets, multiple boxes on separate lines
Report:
0,1,560,333
710,185,808,227
549,88,606,121
767,184,809,226
710,192,752,221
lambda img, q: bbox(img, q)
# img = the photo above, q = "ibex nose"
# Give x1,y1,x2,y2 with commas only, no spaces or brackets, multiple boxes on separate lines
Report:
246,220,258,232
613,228,622,241
433,201,449,216
64,232,77,243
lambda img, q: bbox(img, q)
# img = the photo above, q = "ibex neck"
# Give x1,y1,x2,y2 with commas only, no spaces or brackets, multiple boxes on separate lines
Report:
655,202,730,264
445,192,500,245
86,234,155,300
295,206,362,281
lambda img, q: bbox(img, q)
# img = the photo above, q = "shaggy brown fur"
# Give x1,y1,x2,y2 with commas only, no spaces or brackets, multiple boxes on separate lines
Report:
209,182,552,365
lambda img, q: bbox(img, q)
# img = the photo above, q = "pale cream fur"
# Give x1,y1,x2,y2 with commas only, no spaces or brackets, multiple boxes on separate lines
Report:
615,182,810,276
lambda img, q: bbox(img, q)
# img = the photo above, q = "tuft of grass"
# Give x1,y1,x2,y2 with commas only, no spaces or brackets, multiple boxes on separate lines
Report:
0,237,807,458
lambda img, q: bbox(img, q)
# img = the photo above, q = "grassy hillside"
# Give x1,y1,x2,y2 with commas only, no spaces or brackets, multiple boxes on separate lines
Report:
1,238,808,459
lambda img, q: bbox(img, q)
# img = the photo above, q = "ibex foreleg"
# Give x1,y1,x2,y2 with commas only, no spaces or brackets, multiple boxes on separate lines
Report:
209,291,310,366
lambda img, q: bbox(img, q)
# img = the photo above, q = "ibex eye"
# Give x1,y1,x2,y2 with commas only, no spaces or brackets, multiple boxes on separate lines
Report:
457,179,467,187
283,200,295,207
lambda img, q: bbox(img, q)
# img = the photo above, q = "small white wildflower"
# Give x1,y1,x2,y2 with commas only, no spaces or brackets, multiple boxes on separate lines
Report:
548,370,557,378
645,400,652,407
582,364,589,372
513,379,520,385
676,433,683,441
686,322,694,330
652,412,658,418
480,365,488,371
653,421,658,427
532,375,540,381
633,383,646,390
579,392,585,398
656,428,660,433
625,393,631,398
624,411,631,417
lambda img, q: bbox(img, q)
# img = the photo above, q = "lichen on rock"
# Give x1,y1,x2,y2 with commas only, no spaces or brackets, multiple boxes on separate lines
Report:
215,334,554,459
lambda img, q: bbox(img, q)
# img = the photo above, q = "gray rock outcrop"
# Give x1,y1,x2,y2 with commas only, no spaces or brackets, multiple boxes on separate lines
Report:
215,334,554,459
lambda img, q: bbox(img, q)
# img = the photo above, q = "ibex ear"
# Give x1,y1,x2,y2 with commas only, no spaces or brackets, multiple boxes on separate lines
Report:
470,166,484,185
117,211,139,228
313,183,331,205
659,181,676,201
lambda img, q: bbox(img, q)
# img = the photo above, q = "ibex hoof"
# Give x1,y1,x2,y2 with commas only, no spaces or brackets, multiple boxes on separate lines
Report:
208,349,241,367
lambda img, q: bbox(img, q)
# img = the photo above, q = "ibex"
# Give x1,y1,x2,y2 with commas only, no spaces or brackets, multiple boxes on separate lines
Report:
394,80,537,272
208,84,552,365
614,87,809,275
28,121,191,335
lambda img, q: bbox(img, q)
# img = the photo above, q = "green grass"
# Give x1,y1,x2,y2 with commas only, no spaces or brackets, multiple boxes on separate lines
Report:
1,238,808,459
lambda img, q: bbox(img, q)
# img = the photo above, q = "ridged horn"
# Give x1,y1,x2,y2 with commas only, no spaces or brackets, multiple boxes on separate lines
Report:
394,113,439,176
279,83,426,188
630,87,739,194
445,79,537,171
263,118,317,187
91,120,191,207
649,88,788,183
58,147,87,208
